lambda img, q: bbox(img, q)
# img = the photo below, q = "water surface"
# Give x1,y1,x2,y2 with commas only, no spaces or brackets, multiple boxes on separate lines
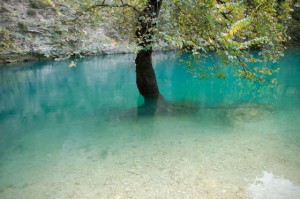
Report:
0,50,300,198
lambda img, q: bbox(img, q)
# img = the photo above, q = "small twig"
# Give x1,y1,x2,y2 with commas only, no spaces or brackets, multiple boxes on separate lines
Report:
71,1,141,23
216,0,234,23
93,3,141,14
237,55,248,75
72,11,85,22
26,29,44,34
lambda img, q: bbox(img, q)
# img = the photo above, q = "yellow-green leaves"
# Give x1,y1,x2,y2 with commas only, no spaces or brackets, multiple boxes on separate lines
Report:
216,1,243,13
39,0,55,7
46,0,55,7
238,37,268,50
224,17,251,39
0,28,17,54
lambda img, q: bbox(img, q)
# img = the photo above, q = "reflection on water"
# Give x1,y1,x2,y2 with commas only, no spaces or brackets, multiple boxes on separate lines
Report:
0,50,300,198
248,171,300,199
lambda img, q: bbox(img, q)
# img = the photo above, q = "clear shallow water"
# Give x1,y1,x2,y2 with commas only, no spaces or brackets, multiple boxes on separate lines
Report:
0,50,299,198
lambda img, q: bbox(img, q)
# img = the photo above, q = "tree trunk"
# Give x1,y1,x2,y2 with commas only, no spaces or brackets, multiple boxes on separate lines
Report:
135,49,160,98
135,0,162,100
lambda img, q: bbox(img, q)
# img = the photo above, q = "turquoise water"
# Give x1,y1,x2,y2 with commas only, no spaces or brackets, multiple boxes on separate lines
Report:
0,50,300,198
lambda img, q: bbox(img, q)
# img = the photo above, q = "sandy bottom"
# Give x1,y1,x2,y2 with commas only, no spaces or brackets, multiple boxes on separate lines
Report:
0,106,300,199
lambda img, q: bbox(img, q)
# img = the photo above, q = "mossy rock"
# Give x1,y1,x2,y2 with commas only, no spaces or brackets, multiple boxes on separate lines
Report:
226,102,274,123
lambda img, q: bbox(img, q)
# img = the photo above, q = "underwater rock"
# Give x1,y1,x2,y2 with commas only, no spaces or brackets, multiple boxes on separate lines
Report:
225,102,274,123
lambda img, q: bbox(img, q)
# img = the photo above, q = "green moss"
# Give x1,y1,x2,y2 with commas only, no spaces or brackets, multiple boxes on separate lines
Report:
27,8,37,16
30,0,49,9
17,22,27,31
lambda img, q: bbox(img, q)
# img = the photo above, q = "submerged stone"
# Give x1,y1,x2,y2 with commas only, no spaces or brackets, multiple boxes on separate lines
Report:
225,102,274,123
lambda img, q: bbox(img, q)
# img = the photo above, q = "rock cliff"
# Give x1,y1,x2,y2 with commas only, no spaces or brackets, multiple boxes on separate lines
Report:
0,0,136,64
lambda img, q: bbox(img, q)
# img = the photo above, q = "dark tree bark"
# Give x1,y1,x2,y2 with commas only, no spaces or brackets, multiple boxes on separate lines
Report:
135,0,163,99
135,49,160,98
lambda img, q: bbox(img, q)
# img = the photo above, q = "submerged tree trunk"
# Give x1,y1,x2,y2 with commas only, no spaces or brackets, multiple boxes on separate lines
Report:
135,49,160,98
135,0,162,99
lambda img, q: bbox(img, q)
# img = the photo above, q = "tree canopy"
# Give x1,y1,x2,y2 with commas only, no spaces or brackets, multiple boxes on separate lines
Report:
39,0,292,81
1,0,294,83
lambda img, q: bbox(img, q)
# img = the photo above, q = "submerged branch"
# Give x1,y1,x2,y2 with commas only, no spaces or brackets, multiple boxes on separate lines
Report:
236,55,264,82
237,55,249,75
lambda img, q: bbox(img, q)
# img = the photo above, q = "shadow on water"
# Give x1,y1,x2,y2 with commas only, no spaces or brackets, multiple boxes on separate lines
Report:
107,95,275,125
103,95,202,122
137,96,200,118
